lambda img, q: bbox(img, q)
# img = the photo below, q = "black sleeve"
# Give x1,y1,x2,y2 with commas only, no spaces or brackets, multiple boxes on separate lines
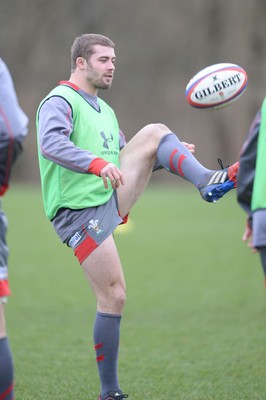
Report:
237,109,261,217
0,138,23,195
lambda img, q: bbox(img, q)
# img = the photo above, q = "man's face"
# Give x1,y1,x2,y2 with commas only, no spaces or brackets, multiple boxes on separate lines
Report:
84,45,116,90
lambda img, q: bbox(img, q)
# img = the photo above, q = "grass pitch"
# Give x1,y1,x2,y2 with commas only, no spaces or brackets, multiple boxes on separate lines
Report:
4,184,266,400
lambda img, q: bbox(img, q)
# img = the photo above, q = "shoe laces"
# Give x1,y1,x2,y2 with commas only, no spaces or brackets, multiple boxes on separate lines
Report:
217,158,229,170
217,158,239,190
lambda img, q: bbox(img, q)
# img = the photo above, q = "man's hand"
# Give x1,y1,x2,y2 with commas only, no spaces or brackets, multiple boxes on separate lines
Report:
242,224,257,253
182,142,195,154
100,163,124,189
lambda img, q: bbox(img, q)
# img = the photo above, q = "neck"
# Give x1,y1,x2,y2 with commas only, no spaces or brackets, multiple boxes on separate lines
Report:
69,75,98,96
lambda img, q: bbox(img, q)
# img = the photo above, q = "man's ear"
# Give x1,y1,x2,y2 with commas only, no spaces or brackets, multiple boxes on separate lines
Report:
76,57,86,70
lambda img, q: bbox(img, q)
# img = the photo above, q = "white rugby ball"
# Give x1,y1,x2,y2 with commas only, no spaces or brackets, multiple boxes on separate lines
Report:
185,63,248,110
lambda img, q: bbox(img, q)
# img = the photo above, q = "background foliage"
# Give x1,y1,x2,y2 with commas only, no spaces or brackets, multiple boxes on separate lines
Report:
1,0,266,183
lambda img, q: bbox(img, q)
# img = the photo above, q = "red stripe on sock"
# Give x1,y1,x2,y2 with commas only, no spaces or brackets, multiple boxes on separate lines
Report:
177,154,186,177
94,342,103,350
169,149,186,176
169,149,178,172
0,383,14,400
96,354,105,362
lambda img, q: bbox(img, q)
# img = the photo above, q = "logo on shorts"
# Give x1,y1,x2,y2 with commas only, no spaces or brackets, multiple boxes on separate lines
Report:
68,232,82,248
88,219,103,235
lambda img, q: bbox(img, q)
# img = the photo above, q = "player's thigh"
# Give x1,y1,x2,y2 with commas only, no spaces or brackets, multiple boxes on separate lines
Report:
81,234,126,313
0,303,6,338
117,123,169,217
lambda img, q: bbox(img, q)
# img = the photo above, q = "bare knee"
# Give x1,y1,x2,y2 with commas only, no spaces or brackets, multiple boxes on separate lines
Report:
138,123,171,152
0,304,6,338
97,282,126,314
142,123,170,139
112,283,126,311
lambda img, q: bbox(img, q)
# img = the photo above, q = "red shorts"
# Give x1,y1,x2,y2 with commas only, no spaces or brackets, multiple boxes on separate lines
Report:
0,279,11,297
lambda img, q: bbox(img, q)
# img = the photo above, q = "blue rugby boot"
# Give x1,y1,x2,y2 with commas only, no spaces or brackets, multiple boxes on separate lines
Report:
199,161,239,203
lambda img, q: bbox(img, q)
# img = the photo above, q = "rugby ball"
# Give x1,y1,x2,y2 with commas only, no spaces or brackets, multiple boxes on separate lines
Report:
185,63,248,110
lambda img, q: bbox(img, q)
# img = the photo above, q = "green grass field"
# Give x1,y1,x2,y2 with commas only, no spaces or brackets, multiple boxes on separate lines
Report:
3,184,266,400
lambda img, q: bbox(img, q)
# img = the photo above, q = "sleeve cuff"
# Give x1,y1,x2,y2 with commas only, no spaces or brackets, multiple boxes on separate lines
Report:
88,158,110,176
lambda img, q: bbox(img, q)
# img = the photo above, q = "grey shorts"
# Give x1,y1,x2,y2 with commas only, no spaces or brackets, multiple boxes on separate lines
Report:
65,192,127,264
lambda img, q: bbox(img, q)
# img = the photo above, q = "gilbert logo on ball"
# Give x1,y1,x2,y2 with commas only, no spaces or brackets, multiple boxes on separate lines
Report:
185,63,248,110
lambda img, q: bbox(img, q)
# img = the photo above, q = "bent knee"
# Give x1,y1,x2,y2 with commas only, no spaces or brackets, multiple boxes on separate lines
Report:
140,123,171,144
143,123,169,134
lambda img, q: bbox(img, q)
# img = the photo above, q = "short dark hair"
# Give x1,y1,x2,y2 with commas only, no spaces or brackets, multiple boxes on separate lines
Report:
70,33,115,71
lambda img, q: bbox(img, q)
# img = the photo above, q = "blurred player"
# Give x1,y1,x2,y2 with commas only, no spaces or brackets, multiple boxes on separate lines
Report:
0,58,29,400
36,33,238,400
238,97,266,287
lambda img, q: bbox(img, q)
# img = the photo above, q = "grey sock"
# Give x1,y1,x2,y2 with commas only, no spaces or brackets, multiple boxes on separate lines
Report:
0,337,14,400
94,312,122,399
157,133,212,187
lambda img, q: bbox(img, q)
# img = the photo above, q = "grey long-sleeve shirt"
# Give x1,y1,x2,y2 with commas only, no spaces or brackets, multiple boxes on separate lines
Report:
37,85,163,242
0,58,29,195
37,87,126,241
38,91,126,174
